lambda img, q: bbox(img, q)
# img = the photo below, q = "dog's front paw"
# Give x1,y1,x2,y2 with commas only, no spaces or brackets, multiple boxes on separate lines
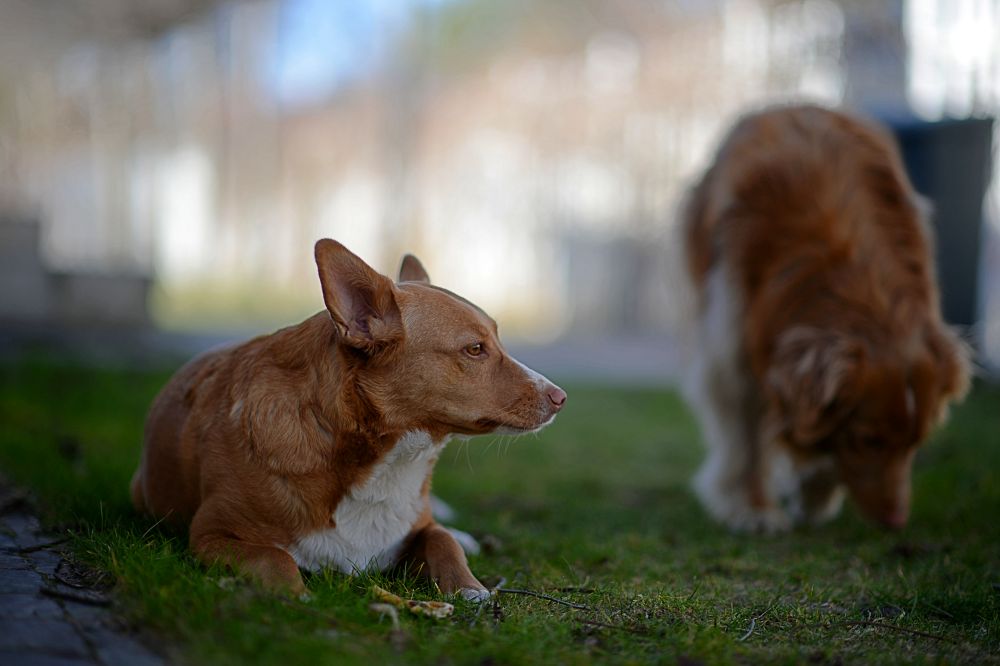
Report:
458,587,493,603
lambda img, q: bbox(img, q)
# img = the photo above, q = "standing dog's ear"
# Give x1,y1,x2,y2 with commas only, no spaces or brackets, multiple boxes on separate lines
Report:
314,239,402,351
911,322,971,430
398,254,431,284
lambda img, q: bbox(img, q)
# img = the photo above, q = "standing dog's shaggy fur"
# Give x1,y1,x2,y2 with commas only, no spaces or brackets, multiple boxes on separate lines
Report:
131,240,566,597
681,105,970,532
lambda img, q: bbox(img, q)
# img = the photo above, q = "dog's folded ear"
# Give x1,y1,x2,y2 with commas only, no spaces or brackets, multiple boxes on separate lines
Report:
314,239,403,351
925,323,971,403
910,322,972,429
764,327,866,445
398,254,431,284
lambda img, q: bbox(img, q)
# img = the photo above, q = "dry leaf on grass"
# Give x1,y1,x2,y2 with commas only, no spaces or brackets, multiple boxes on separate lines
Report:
371,584,454,619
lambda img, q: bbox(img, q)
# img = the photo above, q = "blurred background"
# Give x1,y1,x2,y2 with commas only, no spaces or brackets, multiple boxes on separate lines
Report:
1,0,998,378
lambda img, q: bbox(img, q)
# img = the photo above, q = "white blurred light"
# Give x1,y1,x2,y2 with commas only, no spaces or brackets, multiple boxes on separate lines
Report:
906,0,1000,120
318,171,385,271
585,31,640,96
156,146,214,284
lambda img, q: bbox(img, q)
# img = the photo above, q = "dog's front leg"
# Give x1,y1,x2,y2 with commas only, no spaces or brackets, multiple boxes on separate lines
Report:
193,534,305,593
691,369,791,533
191,506,305,594
402,522,489,602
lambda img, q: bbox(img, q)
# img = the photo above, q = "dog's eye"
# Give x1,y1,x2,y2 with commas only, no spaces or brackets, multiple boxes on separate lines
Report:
464,343,485,357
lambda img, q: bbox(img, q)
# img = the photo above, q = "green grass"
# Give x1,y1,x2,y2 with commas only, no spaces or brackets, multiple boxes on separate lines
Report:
1,356,998,664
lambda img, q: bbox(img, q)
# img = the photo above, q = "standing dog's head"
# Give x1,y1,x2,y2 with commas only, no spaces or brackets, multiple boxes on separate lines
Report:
764,324,969,529
314,239,566,437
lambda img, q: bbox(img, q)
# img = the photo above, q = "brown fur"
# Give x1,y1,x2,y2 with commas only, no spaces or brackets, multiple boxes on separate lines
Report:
683,104,970,530
131,240,565,593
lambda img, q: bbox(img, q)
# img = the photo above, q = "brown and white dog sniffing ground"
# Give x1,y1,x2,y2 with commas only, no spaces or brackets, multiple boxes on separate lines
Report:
680,105,970,533
131,240,566,599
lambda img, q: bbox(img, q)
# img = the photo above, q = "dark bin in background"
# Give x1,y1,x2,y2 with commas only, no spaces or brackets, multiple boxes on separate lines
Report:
889,116,994,328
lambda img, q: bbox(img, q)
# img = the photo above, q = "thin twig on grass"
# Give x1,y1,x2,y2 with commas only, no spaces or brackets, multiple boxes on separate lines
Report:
495,587,591,610
738,617,756,642
140,511,174,541
685,582,702,603
737,593,782,642
924,602,955,620
575,617,650,636
804,620,955,644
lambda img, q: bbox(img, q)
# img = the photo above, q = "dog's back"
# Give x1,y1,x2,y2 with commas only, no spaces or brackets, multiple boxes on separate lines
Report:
131,314,345,533
687,106,929,299
130,344,237,525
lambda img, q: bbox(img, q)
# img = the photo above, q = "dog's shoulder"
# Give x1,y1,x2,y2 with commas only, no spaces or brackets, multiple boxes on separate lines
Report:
215,315,337,475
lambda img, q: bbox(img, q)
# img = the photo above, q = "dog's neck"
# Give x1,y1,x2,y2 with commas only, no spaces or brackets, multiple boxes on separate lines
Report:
265,312,399,445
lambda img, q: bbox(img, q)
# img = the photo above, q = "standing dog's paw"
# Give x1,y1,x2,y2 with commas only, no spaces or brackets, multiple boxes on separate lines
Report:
721,504,793,534
694,471,792,534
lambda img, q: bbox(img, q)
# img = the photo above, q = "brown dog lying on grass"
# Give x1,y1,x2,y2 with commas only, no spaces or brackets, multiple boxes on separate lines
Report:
130,240,566,599
680,104,970,533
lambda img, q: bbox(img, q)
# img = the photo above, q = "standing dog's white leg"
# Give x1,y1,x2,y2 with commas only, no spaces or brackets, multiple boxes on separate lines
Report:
683,267,791,533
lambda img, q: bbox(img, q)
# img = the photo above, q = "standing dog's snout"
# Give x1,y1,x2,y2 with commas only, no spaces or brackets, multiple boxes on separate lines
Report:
546,386,567,410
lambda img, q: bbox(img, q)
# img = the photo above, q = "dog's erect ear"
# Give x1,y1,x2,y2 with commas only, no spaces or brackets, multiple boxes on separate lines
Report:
765,327,866,445
398,254,430,284
314,239,402,350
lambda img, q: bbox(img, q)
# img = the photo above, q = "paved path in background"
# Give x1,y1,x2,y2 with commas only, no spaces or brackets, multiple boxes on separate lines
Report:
509,336,681,386
0,487,163,666
0,323,684,385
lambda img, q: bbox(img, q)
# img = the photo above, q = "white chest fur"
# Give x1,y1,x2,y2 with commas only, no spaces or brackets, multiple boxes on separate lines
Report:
288,431,447,574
